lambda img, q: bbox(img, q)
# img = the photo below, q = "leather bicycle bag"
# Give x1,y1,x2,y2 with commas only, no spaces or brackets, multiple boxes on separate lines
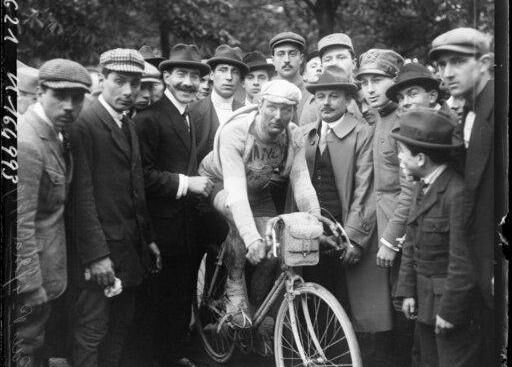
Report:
274,212,323,267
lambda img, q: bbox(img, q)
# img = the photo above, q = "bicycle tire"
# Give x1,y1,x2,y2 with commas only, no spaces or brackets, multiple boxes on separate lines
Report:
274,282,362,367
193,249,236,363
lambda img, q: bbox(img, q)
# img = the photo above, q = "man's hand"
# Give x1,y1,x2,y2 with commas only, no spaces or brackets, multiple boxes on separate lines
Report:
246,239,267,265
435,315,454,334
148,242,162,273
319,234,343,258
188,176,213,197
402,297,416,320
376,244,398,268
342,243,362,265
22,287,48,307
89,257,115,287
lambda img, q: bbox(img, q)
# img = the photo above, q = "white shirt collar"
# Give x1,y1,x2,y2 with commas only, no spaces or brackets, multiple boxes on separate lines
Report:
321,114,345,134
164,88,187,115
211,89,234,109
98,94,125,128
422,164,448,191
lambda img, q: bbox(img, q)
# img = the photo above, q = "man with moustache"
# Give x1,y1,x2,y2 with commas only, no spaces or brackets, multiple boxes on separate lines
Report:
356,49,415,367
134,43,213,367
69,49,161,367
241,50,275,105
16,59,91,367
429,27,504,365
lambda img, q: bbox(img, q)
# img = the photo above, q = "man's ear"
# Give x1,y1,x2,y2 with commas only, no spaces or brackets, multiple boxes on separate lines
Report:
417,152,426,168
35,85,44,100
478,53,494,74
429,89,439,105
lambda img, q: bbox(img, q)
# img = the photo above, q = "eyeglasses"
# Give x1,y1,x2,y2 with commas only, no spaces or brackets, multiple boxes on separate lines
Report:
274,50,300,59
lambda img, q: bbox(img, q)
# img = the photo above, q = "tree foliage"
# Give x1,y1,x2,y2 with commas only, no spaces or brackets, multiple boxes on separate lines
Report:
18,0,494,67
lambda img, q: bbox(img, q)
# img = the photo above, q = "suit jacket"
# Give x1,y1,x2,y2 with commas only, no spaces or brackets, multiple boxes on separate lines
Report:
134,95,199,256
396,168,477,326
190,95,244,163
463,80,502,308
68,99,153,288
17,106,72,302
300,114,392,332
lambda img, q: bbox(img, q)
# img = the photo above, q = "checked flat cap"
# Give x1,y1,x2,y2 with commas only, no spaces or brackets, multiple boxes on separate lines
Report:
38,58,92,92
100,48,145,74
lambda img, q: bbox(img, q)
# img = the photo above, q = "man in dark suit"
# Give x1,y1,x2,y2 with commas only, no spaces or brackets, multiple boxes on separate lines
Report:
429,27,505,365
69,48,161,367
17,59,91,367
134,43,213,367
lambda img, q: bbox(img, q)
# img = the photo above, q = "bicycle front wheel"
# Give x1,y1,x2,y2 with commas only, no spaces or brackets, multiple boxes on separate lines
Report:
274,282,362,367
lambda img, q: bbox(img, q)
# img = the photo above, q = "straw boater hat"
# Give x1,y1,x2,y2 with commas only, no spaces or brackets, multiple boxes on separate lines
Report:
158,43,210,77
38,58,92,92
207,44,249,75
390,107,463,149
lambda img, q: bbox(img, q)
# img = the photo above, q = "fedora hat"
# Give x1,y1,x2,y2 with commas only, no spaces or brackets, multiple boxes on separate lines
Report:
138,45,165,68
207,44,249,75
306,66,357,95
386,62,440,102
390,107,463,149
242,51,274,75
159,43,210,76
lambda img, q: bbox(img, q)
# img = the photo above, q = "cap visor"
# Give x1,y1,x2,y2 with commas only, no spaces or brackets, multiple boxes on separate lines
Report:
102,65,144,74
141,77,162,83
355,68,391,80
41,80,90,92
428,45,478,60
207,57,249,75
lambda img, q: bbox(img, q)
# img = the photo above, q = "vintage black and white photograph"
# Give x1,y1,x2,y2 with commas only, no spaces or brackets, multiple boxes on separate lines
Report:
1,1,508,366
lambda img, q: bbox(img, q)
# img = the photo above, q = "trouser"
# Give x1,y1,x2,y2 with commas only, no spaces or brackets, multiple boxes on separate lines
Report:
416,319,481,367
13,301,52,367
72,287,135,367
390,309,415,367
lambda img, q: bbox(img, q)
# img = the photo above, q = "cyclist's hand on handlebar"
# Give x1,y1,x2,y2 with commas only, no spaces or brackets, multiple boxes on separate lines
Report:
342,243,362,265
246,239,267,265
319,234,343,257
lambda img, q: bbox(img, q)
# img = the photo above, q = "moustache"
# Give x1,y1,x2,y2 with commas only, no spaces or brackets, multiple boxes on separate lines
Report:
321,108,334,113
176,84,198,94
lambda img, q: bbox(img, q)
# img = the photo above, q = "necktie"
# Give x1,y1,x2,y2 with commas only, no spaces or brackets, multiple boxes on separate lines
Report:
182,106,190,132
416,180,429,205
318,123,329,154
120,114,131,142
61,130,71,169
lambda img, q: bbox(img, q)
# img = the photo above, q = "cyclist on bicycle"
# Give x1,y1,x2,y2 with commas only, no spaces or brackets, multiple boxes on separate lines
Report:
198,79,321,328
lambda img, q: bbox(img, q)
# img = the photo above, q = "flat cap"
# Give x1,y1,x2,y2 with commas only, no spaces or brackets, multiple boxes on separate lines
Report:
141,61,161,83
38,58,92,92
100,48,145,74
318,33,354,57
260,79,302,105
429,27,492,60
385,62,440,102
356,49,404,79
18,64,39,94
269,31,306,52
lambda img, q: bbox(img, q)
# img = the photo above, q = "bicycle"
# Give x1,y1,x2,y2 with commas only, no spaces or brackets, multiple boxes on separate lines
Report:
193,212,362,367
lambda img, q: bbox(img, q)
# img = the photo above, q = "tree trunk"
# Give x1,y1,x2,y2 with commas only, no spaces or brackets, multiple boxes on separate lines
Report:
159,20,171,58
311,0,338,38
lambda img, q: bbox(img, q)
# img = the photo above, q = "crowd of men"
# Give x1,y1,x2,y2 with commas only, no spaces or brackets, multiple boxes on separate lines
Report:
15,24,505,367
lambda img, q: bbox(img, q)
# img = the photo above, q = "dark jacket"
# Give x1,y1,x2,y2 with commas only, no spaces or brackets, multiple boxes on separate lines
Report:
68,98,153,288
134,94,199,256
190,95,244,163
396,168,477,326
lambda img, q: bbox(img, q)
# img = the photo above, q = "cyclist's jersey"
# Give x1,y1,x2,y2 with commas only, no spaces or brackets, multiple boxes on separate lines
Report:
199,105,320,247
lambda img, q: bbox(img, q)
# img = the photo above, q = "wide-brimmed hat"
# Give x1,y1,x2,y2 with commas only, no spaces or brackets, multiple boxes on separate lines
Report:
306,66,357,95
390,107,463,149
100,48,145,74
385,62,440,102
429,27,492,60
318,33,354,57
159,44,210,77
269,31,306,53
242,51,274,75
138,45,165,68
260,79,302,105
39,58,92,92
356,49,404,80
207,44,249,75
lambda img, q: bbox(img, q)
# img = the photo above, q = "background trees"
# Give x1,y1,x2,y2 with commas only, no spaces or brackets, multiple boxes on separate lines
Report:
18,0,495,66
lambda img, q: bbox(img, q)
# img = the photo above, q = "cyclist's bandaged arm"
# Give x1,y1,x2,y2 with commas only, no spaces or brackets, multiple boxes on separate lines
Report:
219,126,263,249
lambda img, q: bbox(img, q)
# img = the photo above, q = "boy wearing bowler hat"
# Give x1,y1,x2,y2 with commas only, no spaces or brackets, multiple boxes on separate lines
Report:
394,108,481,367
241,50,275,105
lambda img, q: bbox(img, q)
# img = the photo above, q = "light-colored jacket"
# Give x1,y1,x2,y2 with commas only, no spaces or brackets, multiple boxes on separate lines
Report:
17,106,72,302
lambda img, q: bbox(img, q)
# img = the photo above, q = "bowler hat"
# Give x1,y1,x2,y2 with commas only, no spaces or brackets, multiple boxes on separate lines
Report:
39,58,92,92
100,48,145,74
159,44,210,77
390,108,463,149
356,49,404,79
242,51,274,75
318,33,354,57
269,31,306,52
429,27,492,60
385,63,440,102
138,45,165,68
306,66,357,95
207,44,249,75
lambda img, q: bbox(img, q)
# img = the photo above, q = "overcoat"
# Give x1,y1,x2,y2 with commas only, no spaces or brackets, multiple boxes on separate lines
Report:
68,99,153,288
299,113,393,332
17,106,72,301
